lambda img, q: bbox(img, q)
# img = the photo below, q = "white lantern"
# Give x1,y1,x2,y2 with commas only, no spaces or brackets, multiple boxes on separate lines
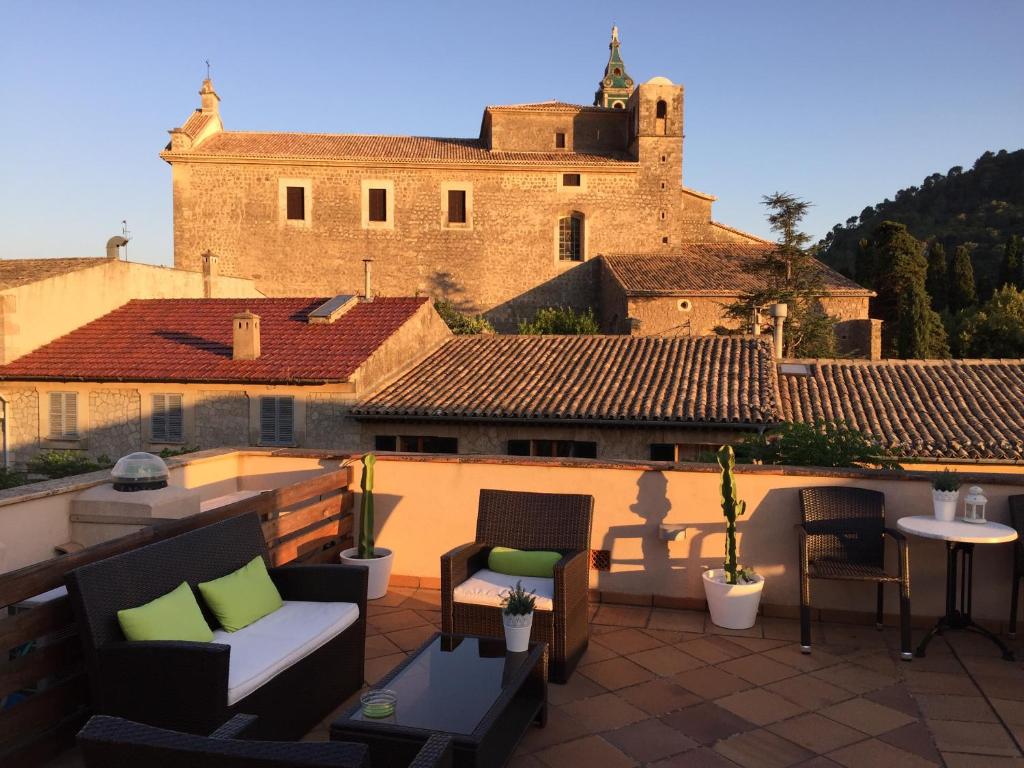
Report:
963,485,987,524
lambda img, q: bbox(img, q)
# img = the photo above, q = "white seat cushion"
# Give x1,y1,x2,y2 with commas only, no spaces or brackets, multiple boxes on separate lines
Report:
453,569,554,612
212,600,359,705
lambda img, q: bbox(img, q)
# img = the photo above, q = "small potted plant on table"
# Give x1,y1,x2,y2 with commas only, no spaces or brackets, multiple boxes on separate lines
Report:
702,445,765,630
340,453,394,599
501,581,536,652
931,469,960,522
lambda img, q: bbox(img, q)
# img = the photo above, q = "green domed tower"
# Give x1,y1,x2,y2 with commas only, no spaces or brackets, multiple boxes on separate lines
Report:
594,26,635,109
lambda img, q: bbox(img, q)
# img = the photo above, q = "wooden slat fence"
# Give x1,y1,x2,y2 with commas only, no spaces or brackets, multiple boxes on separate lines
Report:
0,466,354,767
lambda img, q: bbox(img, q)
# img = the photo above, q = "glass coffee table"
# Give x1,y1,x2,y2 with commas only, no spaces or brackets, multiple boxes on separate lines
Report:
331,633,547,768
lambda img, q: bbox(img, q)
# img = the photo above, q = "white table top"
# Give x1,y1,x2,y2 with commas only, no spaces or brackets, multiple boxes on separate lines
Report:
897,515,1018,544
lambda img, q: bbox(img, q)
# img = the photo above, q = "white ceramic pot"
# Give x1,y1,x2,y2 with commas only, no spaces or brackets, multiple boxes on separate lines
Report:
932,489,959,522
502,611,533,652
702,569,765,630
340,547,394,600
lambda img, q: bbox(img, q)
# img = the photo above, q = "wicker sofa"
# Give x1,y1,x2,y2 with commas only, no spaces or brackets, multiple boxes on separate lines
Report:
441,489,593,683
65,513,367,740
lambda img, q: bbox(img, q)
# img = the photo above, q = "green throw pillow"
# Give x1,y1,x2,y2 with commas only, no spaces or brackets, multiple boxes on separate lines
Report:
198,555,283,632
117,581,214,642
488,547,561,578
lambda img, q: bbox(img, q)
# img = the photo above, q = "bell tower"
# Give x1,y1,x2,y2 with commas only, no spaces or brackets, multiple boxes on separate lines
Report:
594,26,634,109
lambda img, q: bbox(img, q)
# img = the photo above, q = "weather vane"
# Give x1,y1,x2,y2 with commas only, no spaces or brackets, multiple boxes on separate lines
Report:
205,59,211,79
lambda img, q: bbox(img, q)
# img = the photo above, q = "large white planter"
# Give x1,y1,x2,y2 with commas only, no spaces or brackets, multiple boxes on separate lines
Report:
502,612,533,652
932,489,959,522
703,569,765,630
340,547,394,600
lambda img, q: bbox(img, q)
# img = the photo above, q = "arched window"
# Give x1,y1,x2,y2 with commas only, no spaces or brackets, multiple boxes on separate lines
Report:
558,214,583,262
612,101,624,109
656,100,667,119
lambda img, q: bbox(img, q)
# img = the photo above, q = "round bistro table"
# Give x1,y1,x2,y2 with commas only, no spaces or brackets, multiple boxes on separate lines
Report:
897,515,1018,660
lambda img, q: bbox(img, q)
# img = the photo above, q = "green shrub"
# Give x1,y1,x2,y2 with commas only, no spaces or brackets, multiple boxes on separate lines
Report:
743,421,900,469
518,306,599,335
158,445,201,459
0,467,29,490
434,300,494,335
26,450,113,479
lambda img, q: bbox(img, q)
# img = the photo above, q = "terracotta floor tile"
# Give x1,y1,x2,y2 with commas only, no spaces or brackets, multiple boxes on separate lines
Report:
714,728,815,768
878,720,944,765
941,754,1024,768
413,609,441,625
631,645,704,677
820,697,917,736
660,701,757,746
706,618,764,639
535,734,636,768
902,669,980,696
618,679,701,716
579,639,619,666
592,605,652,627
679,637,749,664
508,754,545,768
764,644,842,672
716,688,806,727
926,719,1021,756
363,633,400,660
648,608,705,633
828,738,939,767
371,589,414,607
548,671,607,705
560,692,648,733
813,662,897,694
579,656,654,690
673,665,753,699
769,713,864,755
385,624,437,652
718,654,800,685
645,628,699,644
363,652,406,685
821,623,888,649
973,673,1024,702
761,617,820,643
913,693,997,722
593,627,665,655
727,636,791,653
367,608,428,633
992,698,1024,726
862,684,922,719
649,746,741,767
792,758,844,768
516,706,589,753
765,674,853,710
604,718,698,762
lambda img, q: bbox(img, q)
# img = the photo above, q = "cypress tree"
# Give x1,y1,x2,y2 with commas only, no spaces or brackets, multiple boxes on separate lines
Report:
948,244,977,311
1000,234,1023,290
897,281,950,358
925,242,948,311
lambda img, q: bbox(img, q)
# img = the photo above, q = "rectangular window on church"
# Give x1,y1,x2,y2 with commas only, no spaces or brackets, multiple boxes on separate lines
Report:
447,190,466,224
562,174,581,187
555,132,566,149
369,188,388,222
286,186,305,220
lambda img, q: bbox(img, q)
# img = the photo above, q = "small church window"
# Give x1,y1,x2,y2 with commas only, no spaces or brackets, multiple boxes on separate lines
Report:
612,102,624,109
613,67,621,76
286,186,305,220
369,188,387,222
656,100,667,119
558,215,582,262
447,190,467,224
562,174,581,187
555,132,566,149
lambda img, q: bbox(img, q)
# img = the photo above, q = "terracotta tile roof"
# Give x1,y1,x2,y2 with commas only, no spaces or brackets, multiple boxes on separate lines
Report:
167,132,631,166
354,335,779,426
778,359,1024,460
0,258,104,290
179,110,213,139
602,246,871,297
485,100,616,113
0,297,428,384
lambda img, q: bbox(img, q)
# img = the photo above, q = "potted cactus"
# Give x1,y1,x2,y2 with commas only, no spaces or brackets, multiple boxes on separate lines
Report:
501,581,536,652
702,445,765,629
931,468,960,522
340,453,394,599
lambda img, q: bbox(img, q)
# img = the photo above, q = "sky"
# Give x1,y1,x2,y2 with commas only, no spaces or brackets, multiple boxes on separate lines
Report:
1,0,1022,265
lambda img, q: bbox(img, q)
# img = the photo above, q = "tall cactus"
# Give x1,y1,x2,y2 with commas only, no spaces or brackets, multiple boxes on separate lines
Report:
716,445,747,585
358,453,377,559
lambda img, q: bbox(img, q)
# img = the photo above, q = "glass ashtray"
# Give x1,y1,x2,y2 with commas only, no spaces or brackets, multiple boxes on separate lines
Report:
360,688,397,719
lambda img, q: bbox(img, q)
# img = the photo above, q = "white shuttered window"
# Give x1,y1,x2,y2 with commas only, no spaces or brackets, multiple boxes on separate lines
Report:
151,394,184,443
260,396,295,446
48,392,79,440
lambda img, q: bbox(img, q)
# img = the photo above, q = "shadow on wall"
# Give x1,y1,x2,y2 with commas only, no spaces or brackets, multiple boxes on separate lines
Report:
485,260,601,331
426,270,481,314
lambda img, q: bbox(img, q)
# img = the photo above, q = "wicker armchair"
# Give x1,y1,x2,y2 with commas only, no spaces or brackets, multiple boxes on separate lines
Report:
797,487,912,659
78,713,453,768
441,489,593,683
1008,495,1024,638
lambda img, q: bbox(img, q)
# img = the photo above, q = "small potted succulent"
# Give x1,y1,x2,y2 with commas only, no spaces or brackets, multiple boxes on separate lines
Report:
340,454,394,599
931,468,960,522
702,445,765,630
500,581,536,652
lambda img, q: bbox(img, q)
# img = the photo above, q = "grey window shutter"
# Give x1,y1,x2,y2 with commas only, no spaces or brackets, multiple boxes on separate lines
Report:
65,394,78,438
166,394,183,442
277,397,294,444
49,392,78,439
260,397,277,444
49,392,63,439
152,394,167,442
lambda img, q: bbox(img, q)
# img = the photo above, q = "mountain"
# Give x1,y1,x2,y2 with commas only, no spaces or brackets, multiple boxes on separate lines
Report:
818,148,1024,297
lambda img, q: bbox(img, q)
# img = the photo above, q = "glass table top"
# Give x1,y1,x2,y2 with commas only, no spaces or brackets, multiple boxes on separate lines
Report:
351,635,536,735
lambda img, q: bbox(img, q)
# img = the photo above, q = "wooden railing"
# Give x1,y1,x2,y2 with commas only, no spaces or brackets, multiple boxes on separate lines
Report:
0,467,354,767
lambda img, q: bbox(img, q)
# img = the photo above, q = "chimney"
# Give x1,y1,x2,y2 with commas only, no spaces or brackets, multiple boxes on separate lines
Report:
106,236,128,260
199,78,220,116
232,311,260,360
768,303,788,359
362,258,374,302
201,251,219,298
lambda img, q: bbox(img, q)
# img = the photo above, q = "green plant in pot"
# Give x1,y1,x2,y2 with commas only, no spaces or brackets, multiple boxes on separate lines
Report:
931,468,960,522
501,580,536,652
702,445,765,630
339,453,394,600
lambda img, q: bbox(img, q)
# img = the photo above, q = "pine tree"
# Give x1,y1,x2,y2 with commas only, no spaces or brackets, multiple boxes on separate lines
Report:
1000,234,1023,290
925,242,948,311
897,281,949,358
948,244,977,311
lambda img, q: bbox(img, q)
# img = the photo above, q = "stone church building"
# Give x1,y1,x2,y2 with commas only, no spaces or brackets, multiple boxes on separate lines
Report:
163,30,870,330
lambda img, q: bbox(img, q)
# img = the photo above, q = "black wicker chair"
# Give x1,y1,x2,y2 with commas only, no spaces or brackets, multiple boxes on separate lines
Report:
78,713,453,768
441,489,593,684
65,513,367,740
797,487,912,659
1008,495,1024,638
